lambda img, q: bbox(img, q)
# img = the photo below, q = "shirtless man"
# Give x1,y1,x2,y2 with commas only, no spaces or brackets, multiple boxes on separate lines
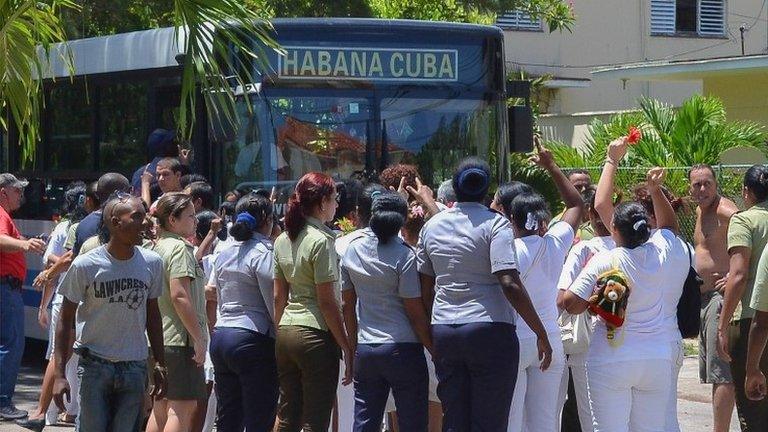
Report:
690,164,739,432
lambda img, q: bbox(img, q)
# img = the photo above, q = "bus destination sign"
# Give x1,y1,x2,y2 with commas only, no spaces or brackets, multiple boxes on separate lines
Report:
277,47,459,82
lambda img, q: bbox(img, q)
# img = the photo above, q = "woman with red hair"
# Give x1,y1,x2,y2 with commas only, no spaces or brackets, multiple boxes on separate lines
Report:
273,172,353,432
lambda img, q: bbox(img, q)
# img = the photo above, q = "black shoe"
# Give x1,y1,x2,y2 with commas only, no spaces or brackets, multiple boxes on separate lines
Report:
15,417,45,432
0,405,28,420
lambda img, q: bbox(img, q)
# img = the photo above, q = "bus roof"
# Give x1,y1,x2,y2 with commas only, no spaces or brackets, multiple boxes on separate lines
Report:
39,18,503,80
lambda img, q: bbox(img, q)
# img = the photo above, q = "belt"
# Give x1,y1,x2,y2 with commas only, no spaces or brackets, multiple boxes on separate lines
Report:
0,276,23,290
74,347,140,366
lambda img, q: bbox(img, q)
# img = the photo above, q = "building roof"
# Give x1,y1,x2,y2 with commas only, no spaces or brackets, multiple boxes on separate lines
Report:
591,54,768,82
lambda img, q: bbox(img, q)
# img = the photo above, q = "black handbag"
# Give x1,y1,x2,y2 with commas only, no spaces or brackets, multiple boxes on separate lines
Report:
677,243,703,338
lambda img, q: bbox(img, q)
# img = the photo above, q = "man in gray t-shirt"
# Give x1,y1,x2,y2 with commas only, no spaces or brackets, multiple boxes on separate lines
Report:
53,195,167,432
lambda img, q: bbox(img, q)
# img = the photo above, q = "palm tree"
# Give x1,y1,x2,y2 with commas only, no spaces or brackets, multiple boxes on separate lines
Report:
1,0,76,163
171,0,280,140
630,95,766,166
1,0,279,164
544,95,766,196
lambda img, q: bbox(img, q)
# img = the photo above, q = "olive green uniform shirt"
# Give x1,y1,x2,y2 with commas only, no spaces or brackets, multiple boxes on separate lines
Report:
150,231,208,346
64,222,79,251
273,217,339,331
727,201,768,321
750,244,768,313
80,235,101,255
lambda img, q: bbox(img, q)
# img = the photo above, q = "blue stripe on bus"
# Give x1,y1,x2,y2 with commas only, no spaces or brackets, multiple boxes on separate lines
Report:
20,269,43,308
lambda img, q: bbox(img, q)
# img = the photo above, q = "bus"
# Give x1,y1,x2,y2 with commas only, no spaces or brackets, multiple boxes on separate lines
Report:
1,18,510,339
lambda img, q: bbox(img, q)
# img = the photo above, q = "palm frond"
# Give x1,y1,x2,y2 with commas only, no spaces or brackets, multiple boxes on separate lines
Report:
0,0,77,165
173,0,281,142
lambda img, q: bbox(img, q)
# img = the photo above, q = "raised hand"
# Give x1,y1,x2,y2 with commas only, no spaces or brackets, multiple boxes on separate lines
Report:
606,137,629,164
646,167,667,192
529,136,556,170
141,167,154,186
389,176,409,202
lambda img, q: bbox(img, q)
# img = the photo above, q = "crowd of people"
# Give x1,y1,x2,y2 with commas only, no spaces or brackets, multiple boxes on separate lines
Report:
0,128,767,432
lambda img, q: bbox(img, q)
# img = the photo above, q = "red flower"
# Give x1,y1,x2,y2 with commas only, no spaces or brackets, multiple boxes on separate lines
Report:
627,126,642,144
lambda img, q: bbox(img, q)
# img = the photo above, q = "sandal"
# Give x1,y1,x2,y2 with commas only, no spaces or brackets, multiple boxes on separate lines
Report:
57,412,77,425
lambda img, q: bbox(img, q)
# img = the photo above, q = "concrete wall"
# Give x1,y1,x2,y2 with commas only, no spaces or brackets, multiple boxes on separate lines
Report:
504,0,768,115
703,73,768,125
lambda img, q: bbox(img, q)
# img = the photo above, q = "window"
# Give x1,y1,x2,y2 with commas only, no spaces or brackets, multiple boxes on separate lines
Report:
99,83,148,174
651,0,725,36
496,10,543,31
45,82,94,171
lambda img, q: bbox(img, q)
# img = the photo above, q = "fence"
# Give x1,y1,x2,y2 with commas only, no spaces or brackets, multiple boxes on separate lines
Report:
512,162,755,243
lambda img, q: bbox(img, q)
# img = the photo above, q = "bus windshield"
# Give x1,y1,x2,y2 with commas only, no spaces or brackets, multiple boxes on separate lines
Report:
221,91,501,197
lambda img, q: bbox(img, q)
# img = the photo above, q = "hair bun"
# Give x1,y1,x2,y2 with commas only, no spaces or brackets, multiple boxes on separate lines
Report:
457,168,489,196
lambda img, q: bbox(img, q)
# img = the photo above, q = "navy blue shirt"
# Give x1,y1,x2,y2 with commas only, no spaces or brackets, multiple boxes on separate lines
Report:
73,211,102,256
130,157,162,196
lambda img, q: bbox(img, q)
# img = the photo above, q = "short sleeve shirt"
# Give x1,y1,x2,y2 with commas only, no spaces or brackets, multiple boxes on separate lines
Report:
557,236,616,292
73,211,102,256
273,217,339,330
514,222,575,339
64,222,79,251
340,228,421,344
150,231,208,346
416,202,518,325
59,246,164,361
727,201,768,320
43,220,72,296
750,245,768,312
211,234,275,337
568,229,688,364
0,206,25,281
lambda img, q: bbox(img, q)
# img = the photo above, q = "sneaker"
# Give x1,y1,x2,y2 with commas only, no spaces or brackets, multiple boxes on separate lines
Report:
0,405,28,420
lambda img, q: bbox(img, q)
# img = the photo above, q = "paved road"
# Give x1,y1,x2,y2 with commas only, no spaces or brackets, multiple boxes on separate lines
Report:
1,355,740,431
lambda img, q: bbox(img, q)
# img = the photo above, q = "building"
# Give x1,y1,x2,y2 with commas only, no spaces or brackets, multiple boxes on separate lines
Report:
591,53,768,164
498,0,768,147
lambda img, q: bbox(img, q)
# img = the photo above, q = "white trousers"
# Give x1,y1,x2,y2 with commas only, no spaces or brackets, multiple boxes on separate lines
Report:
508,333,566,432
665,340,684,432
46,300,80,423
201,387,217,432
558,351,593,432
586,358,673,432
46,352,80,423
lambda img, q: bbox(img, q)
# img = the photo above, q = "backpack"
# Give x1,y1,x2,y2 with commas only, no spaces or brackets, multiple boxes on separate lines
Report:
677,243,703,338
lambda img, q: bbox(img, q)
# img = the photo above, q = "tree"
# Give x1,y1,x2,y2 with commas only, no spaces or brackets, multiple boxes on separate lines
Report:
543,94,767,197
1,0,76,163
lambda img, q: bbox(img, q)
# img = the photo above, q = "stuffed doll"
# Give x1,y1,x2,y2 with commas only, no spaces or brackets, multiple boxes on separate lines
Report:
588,268,630,340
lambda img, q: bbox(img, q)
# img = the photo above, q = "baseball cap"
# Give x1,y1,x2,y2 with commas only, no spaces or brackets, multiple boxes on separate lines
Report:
147,128,176,158
0,173,29,189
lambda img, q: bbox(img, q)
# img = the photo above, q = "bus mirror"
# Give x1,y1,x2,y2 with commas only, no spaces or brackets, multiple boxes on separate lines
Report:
508,105,533,154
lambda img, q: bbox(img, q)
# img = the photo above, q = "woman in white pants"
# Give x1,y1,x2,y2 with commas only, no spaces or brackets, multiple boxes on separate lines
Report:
556,186,616,432
497,142,583,432
560,155,687,431
591,140,689,431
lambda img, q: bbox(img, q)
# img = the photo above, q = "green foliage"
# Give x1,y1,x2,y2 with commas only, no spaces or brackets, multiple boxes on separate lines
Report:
248,0,574,27
537,95,766,220
508,152,563,214
171,0,281,141
1,0,78,165
59,0,173,39
630,96,767,167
